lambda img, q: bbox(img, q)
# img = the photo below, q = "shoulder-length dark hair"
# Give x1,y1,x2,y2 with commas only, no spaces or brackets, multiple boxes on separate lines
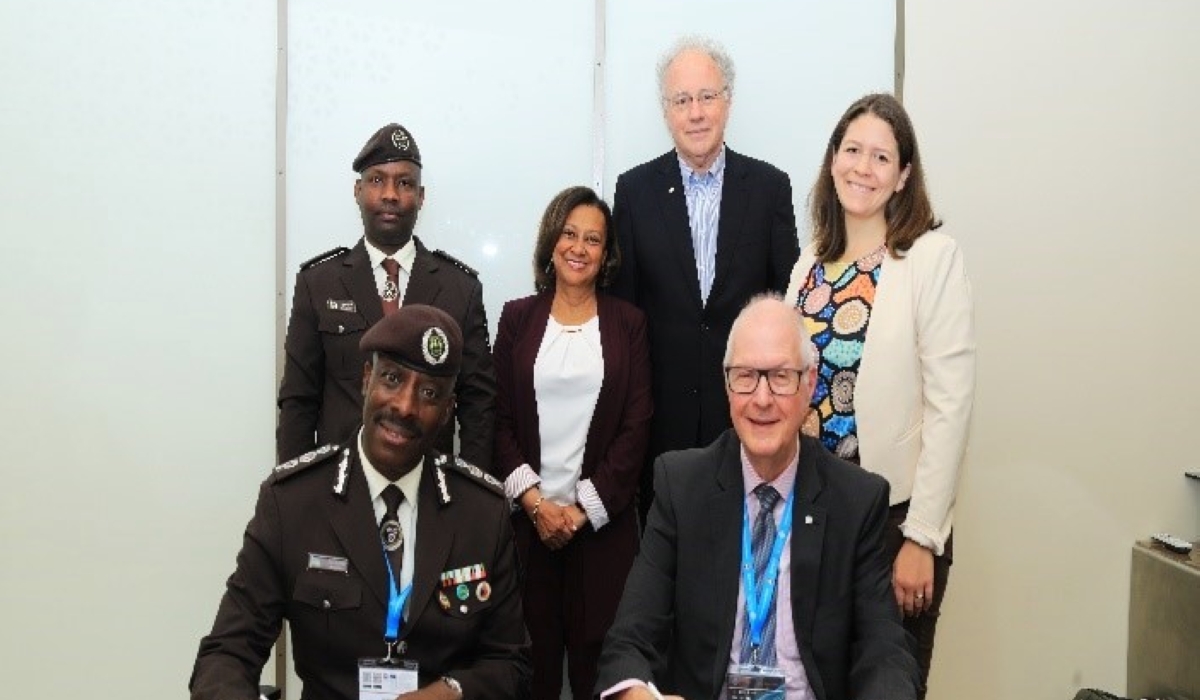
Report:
809,93,942,261
532,186,619,292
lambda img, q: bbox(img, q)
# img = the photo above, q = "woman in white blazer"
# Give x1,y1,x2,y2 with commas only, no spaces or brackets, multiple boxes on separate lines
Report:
785,93,975,699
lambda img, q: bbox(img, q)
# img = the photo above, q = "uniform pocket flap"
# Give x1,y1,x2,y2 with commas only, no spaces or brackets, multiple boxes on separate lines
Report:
317,311,367,335
293,572,363,611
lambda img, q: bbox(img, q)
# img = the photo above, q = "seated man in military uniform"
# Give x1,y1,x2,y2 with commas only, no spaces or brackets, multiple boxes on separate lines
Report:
192,304,530,700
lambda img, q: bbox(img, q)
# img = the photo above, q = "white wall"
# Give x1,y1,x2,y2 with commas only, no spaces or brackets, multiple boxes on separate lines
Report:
0,1,277,696
905,2,1200,698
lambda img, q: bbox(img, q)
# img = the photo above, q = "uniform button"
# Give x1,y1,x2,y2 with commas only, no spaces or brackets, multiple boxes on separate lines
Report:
323,599,332,610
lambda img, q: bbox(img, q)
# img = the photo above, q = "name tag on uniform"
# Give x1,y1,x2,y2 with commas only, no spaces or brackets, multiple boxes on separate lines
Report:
307,553,349,574
358,658,418,700
327,299,357,313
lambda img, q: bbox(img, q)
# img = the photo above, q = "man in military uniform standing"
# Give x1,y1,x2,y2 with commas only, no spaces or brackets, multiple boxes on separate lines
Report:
192,304,531,700
277,122,495,469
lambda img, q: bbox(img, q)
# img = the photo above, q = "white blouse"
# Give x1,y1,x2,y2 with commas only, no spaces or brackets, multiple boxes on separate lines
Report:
534,316,604,507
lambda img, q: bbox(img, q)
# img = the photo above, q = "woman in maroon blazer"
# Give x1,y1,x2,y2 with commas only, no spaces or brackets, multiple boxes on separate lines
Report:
493,186,653,700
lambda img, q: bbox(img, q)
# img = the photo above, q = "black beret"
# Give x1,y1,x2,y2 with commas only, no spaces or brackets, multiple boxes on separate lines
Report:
352,123,422,173
360,304,462,378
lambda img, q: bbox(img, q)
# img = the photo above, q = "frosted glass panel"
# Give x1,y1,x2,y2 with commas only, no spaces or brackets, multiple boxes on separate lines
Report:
287,1,596,325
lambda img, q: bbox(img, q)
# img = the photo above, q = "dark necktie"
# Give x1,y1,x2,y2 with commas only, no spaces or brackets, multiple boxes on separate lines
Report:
381,258,401,315
379,484,405,590
740,483,781,665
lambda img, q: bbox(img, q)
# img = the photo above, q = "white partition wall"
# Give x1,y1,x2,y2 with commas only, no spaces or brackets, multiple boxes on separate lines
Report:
0,1,278,698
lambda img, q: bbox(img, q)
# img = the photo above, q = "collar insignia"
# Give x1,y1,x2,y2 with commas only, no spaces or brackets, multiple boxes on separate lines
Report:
332,448,350,496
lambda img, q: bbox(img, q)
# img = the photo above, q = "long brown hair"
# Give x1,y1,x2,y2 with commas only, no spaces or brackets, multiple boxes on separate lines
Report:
809,93,941,261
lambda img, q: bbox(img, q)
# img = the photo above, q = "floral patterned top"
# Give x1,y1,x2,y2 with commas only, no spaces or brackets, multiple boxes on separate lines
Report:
793,245,885,460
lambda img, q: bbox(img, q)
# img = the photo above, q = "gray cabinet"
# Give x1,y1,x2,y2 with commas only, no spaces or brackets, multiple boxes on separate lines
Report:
1128,541,1199,699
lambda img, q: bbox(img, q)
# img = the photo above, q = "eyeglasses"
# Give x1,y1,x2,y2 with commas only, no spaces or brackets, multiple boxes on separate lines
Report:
724,366,806,396
663,87,729,112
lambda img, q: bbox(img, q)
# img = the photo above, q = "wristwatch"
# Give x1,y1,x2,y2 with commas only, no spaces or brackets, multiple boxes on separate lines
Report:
441,676,463,699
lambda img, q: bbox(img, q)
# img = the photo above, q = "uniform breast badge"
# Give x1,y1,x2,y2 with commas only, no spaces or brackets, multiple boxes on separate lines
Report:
438,563,490,615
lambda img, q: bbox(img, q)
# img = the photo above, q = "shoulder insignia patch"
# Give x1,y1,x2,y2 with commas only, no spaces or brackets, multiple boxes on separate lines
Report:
270,444,339,483
440,454,504,497
300,246,351,270
431,249,479,277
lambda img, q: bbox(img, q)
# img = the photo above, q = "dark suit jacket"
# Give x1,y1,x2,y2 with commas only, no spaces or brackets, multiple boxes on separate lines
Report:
190,442,531,700
595,433,919,700
492,292,653,638
277,236,496,468
609,148,798,457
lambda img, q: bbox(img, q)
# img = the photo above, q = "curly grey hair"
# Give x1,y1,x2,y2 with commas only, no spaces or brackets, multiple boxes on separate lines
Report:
656,35,736,102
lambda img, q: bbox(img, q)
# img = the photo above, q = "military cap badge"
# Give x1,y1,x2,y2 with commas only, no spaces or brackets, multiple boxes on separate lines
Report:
391,128,411,151
422,327,449,366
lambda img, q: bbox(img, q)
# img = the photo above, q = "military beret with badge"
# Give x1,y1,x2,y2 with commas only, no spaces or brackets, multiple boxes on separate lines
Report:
353,123,422,173
359,303,463,378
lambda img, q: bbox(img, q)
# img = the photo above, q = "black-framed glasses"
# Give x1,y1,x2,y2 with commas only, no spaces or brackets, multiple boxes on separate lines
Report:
663,86,729,112
724,366,805,396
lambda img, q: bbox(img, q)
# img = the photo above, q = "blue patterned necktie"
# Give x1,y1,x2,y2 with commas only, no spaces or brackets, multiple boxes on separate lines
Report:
740,484,781,665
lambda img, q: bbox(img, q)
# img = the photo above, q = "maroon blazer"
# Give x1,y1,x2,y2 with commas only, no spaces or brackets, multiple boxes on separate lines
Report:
492,291,653,635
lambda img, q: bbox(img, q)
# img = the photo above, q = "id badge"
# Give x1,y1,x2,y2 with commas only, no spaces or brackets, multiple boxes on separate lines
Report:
726,664,787,700
358,658,419,700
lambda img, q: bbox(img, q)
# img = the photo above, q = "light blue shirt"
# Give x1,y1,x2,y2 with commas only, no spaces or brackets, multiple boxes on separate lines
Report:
678,147,726,305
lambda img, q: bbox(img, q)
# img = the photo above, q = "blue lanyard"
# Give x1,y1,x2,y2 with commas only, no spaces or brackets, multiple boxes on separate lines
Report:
383,547,412,643
740,487,794,651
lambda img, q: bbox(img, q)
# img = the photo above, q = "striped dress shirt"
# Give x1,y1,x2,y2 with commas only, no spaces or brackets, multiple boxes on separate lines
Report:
679,147,726,305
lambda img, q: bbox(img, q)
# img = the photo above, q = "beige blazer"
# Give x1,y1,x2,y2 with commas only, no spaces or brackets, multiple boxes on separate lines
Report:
785,231,975,554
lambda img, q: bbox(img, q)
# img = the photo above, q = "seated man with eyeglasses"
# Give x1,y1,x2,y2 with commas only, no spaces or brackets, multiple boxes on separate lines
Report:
595,294,918,700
